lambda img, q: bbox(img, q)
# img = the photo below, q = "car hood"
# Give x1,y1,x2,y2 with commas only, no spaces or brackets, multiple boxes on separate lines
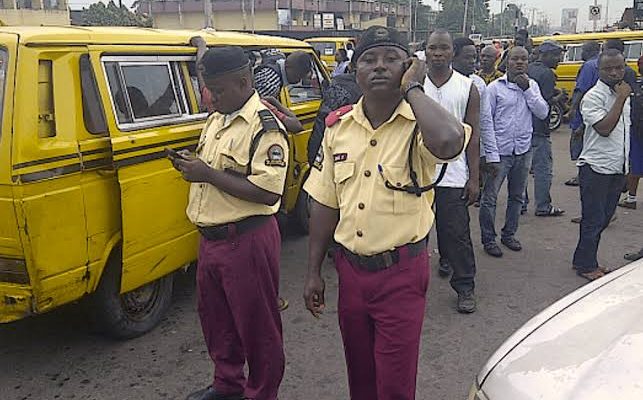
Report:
482,262,643,400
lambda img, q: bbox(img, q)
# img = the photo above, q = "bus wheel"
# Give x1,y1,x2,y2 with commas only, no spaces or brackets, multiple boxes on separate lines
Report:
549,102,563,132
92,255,173,340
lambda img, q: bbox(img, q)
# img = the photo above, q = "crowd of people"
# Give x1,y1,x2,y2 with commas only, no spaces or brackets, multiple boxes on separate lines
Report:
167,26,641,400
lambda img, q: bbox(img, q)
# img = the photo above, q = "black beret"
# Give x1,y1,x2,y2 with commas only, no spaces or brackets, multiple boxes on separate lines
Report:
353,26,409,62
201,46,250,78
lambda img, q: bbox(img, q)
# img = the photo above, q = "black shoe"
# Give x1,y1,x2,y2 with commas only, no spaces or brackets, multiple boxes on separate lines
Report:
564,177,579,186
535,206,565,217
186,387,244,400
484,242,503,258
457,291,476,313
438,258,451,278
501,237,522,251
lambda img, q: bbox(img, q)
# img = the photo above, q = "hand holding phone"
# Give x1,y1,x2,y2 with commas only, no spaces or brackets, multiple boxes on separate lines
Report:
400,57,427,90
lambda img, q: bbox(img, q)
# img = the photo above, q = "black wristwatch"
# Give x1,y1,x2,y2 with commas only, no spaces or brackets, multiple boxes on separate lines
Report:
402,81,424,101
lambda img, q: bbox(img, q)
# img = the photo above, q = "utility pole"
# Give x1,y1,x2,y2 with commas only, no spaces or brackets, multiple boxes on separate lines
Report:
499,0,506,37
241,0,247,31
408,0,413,42
462,0,469,35
593,0,598,32
203,0,212,28
251,0,255,33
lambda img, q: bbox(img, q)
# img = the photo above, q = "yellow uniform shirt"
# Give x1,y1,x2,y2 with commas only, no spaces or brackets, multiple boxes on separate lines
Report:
187,92,288,226
304,98,470,256
477,69,504,85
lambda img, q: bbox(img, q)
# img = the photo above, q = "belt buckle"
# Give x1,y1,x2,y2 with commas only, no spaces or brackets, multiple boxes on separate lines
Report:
382,252,394,268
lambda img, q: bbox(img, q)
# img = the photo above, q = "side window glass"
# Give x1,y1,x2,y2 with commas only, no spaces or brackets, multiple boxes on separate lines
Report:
626,42,642,60
287,57,325,104
103,58,200,128
80,54,108,135
120,63,179,119
38,60,55,138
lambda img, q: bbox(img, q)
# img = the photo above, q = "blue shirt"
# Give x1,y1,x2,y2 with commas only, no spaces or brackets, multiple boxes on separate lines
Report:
487,75,550,156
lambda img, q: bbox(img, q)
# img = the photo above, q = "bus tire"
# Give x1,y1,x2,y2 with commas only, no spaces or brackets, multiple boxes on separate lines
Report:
91,254,173,340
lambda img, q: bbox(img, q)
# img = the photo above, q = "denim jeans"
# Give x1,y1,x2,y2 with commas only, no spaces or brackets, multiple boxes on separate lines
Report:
572,165,625,272
480,150,532,245
528,133,554,213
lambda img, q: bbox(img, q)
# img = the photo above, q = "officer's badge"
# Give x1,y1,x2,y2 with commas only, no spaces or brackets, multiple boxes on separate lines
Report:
265,144,286,167
333,153,348,162
313,147,324,171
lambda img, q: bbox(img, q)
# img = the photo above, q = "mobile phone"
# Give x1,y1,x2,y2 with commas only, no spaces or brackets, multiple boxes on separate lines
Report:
165,147,186,160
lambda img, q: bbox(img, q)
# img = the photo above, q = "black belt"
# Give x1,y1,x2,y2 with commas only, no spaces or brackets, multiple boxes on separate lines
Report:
341,238,428,272
198,215,272,241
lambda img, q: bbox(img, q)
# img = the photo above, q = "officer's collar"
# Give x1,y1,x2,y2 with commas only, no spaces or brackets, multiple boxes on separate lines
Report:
220,91,260,124
352,97,416,130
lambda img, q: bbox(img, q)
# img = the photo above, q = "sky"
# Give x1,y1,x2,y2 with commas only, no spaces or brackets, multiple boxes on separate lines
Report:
422,0,633,32
71,0,634,32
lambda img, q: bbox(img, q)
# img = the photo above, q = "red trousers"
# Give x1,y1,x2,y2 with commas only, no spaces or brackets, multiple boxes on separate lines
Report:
196,217,284,400
335,247,430,400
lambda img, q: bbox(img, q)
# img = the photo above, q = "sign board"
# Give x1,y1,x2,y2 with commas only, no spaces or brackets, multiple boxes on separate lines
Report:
322,13,335,29
589,5,602,21
636,0,643,20
561,8,578,33
336,18,345,30
313,13,322,29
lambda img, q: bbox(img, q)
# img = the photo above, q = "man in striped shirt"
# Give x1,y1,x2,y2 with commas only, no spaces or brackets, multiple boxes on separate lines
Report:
254,51,312,99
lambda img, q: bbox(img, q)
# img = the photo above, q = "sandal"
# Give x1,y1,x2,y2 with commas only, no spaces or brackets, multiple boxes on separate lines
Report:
577,269,605,281
535,206,565,217
597,266,612,274
625,249,643,262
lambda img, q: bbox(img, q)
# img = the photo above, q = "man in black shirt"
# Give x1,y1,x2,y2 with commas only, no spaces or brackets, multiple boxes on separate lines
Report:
526,40,566,217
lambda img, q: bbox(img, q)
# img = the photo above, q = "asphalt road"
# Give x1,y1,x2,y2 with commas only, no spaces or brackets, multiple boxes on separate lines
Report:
1,128,642,400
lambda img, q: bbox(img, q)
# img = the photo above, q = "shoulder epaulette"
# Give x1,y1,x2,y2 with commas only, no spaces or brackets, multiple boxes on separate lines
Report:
258,109,282,132
325,104,354,128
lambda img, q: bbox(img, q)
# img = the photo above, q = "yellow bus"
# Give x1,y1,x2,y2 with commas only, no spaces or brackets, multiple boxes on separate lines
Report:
305,36,356,72
533,30,643,94
0,27,327,338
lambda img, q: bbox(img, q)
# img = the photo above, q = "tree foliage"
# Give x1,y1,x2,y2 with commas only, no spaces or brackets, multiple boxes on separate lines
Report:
80,1,153,27
436,0,490,36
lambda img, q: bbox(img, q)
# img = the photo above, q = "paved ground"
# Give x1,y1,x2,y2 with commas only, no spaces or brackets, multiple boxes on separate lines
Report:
1,128,642,400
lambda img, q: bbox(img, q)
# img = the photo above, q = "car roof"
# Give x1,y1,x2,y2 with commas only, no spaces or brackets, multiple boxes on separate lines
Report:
0,26,310,48
305,37,353,42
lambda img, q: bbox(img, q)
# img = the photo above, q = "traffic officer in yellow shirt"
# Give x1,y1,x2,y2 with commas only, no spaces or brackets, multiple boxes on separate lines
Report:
303,26,470,400
168,46,288,400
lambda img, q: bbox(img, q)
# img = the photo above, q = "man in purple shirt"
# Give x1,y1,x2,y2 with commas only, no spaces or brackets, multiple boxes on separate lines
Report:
479,47,549,257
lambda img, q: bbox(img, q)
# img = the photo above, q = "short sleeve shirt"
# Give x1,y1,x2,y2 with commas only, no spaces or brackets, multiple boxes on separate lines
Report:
186,92,289,226
304,98,471,256
579,80,631,175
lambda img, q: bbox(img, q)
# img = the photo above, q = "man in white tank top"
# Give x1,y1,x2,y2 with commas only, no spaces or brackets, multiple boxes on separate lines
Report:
424,30,481,313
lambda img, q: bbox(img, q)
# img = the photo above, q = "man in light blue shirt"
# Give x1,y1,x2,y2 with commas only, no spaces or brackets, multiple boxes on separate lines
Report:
479,47,549,258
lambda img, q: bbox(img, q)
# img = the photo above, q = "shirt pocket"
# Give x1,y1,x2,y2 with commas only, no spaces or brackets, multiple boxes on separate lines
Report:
381,165,422,215
218,147,250,176
333,162,355,207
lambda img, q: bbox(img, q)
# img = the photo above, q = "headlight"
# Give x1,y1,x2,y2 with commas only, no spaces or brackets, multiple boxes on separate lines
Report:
467,378,489,400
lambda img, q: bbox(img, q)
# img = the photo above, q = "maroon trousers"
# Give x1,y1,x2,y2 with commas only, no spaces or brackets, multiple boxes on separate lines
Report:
335,247,430,400
196,217,284,400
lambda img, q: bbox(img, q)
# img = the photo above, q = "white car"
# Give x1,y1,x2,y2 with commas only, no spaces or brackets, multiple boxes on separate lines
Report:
469,259,643,400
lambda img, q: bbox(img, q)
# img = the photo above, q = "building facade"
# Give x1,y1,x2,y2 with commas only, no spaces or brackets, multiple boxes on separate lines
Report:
141,0,411,32
0,0,69,26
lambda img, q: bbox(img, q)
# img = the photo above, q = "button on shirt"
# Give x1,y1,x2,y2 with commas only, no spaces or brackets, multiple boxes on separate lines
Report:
578,80,631,175
304,98,471,256
487,75,549,156
186,92,289,226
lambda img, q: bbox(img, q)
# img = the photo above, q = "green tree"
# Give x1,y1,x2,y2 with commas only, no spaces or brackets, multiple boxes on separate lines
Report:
81,1,153,27
436,0,490,36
